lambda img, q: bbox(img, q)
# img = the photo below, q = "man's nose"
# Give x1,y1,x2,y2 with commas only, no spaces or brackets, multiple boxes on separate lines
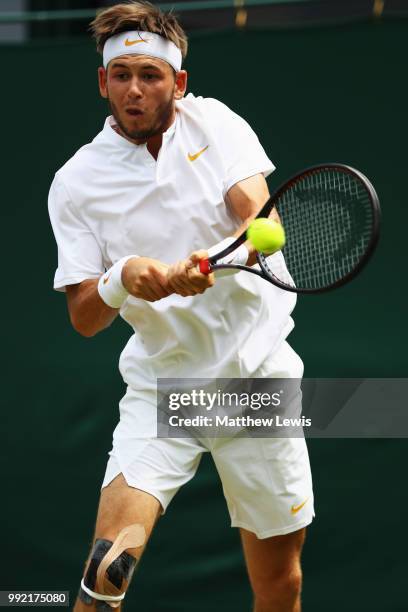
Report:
128,77,143,97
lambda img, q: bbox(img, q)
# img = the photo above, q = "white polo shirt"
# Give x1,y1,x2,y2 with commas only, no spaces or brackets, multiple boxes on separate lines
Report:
48,94,296,387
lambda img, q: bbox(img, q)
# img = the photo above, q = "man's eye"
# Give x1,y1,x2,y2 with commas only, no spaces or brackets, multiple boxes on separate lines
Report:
116,73,129,80
143,74,157,80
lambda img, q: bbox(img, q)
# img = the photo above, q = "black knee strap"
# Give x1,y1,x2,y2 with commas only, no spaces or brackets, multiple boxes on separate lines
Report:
78,538,137,607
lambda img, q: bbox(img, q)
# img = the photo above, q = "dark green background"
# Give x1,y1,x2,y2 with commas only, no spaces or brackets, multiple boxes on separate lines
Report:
1,19,407,611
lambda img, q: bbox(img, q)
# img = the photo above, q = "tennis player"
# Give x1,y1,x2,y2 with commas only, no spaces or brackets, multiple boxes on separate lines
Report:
48,2,314,610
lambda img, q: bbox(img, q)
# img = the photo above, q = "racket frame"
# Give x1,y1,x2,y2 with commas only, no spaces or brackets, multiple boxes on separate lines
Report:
200,163,381,294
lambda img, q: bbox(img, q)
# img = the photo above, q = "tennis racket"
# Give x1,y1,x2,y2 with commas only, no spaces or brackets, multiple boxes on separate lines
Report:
199,164,381,294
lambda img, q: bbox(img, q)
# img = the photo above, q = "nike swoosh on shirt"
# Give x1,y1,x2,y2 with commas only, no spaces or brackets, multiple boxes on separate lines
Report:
187,145,209,162
103,273,111,285
291,499,309,514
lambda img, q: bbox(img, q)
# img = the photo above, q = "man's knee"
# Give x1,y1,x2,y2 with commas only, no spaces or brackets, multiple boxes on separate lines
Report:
79,524,146,609
253,567,302,606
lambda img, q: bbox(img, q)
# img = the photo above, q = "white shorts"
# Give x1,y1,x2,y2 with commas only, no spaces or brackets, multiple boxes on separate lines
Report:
102,341,314,539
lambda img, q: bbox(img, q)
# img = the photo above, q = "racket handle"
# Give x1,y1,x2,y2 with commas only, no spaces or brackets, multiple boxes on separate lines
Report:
199,258,211,274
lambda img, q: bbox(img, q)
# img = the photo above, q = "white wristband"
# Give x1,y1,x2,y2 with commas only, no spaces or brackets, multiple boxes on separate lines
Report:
97,256,138,308
206,237,249,277
222,243,249,266
207,237,236,258
207,237,249,265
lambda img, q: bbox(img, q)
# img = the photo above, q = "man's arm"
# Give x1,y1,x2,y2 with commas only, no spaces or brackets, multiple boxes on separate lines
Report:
66,279,118,338
66,257,171,337
226,173,280,265
167,173,276,294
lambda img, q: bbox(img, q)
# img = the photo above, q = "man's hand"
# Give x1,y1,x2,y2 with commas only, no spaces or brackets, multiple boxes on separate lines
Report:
167,250,215,297
122,257,171,302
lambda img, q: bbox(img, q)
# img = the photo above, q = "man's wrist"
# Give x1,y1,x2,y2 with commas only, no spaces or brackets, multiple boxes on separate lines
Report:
229,243,249,266
208,237,249,266
98,255,139,308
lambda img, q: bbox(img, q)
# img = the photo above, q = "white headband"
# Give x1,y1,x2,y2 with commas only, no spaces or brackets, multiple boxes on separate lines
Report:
103,30,182,71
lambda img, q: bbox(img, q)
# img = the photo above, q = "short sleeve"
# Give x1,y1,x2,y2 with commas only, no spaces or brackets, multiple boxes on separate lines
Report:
204,98,275,195
48,175,104,292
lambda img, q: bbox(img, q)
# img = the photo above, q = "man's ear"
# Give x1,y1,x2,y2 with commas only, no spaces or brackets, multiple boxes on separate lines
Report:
98,66,108,99
174,70,188,100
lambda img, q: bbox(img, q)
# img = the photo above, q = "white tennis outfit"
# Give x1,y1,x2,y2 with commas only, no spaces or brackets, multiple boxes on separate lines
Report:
49,94,314,538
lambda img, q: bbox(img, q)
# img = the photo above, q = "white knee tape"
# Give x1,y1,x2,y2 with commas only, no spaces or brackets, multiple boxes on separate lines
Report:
80,579,126,603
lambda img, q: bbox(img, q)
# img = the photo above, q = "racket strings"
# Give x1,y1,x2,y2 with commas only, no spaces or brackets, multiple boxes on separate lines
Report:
271,169,375,290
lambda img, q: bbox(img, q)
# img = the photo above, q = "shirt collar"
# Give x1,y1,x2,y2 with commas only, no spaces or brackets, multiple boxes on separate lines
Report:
102,114,177,149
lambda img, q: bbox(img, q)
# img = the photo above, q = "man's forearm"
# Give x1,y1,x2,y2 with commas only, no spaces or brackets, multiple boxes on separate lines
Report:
66,257,174,337
66,279,119,338
226,173,282,267
230,220,258,267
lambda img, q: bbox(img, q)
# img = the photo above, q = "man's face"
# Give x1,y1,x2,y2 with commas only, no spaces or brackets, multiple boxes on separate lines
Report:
98,55,186,143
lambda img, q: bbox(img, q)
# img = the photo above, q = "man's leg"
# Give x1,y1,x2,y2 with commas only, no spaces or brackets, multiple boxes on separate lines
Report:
240,527,306,612
74,473,161,611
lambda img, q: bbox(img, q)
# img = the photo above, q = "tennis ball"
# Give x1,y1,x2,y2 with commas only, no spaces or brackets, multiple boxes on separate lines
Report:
247,218,286,254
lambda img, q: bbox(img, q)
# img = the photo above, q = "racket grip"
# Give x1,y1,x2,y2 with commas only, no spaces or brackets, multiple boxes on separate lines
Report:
199,258,211,274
